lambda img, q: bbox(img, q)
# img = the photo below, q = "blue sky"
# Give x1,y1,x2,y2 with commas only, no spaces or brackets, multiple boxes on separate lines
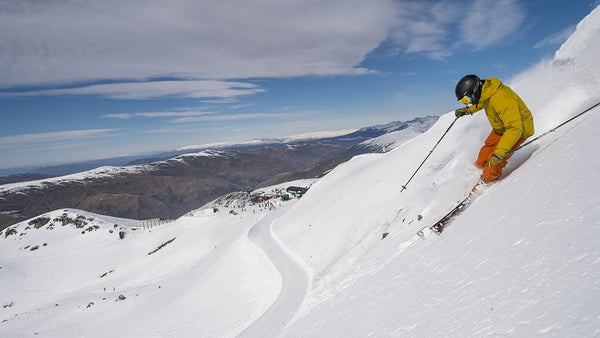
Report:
0,0,597,172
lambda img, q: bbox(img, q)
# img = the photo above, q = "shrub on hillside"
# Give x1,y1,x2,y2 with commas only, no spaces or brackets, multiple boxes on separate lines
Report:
53,213,88,228
28,217,50,229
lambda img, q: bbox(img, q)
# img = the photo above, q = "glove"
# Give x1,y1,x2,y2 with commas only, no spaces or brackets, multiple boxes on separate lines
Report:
455,106,470,118
487,153,504,167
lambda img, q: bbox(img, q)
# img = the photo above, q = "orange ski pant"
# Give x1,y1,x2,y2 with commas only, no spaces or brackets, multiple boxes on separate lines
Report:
475,130,526,183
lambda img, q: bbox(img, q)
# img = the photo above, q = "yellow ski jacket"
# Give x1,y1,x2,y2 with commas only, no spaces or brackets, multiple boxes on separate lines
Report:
468,78,535,157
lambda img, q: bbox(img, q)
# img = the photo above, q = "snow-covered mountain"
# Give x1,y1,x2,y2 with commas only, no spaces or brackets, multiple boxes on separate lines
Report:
2,5,600,338
1,117,436,193
2,118,430,178
178,116,439,154
177,130,358,152
0,150,231,195
352,115,438,152
0,116,438,229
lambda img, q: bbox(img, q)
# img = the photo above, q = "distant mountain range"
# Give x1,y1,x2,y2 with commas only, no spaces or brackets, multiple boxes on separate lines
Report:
1,116,438,178
0,116,438,230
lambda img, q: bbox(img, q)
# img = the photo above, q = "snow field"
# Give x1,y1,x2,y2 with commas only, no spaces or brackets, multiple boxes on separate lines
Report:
1,5,600,338
0,194,295,337
282,108,600,337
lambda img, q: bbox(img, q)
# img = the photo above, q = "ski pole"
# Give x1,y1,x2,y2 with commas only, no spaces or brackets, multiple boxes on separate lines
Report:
504,101,600,157
401,115,459,192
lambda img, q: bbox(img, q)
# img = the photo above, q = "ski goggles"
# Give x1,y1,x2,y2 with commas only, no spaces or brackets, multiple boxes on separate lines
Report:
459,95,472,105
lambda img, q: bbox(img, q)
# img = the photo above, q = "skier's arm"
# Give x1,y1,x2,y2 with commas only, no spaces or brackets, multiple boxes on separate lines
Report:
455,103,484,118
469,103,484,114
495,99,524,157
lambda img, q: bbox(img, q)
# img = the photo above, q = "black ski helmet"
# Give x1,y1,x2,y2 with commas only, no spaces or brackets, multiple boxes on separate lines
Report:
455,74,483,104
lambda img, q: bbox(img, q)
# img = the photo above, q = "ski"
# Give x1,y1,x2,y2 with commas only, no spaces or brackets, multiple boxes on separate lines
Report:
417,179,486,239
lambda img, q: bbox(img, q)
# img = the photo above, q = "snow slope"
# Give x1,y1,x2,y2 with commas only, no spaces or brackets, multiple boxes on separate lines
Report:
1,5,600,338
0,196,285,337
275,6,600,336
355,115,439,152
281,108,600,337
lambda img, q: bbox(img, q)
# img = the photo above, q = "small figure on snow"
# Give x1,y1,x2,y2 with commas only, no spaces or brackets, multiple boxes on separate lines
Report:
454,75,535,183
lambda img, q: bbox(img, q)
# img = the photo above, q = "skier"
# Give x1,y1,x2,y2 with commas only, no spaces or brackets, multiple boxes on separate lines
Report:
454,75,534,183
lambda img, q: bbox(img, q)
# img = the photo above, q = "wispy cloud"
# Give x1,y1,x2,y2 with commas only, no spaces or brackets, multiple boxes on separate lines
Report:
229,103,255,110
0,0,397,89
462,0,526,50
201,98,240,104
535,25,576,49
17,139,109,154
147,127,193,134
102,114,132,119
101,109,306,124
388,0,526,59
389,1,456,59
170,112,303,123
4,80,265,100
0,129,117,148
101,110,215,119
0,0,529,99
135,111,215,118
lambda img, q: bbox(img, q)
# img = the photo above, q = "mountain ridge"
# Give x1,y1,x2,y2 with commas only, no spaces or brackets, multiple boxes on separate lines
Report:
1,116,437,178
0,116,438,230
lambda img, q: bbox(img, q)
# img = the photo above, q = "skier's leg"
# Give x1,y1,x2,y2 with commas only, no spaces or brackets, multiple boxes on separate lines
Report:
482,164,502,182
475,130,501,169
481,137,527,183
498,137,527,167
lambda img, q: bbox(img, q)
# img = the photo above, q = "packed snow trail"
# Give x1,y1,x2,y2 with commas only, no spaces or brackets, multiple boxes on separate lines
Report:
239,206,312,338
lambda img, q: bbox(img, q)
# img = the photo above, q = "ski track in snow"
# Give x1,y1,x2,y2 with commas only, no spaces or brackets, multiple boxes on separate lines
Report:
239,207,312,338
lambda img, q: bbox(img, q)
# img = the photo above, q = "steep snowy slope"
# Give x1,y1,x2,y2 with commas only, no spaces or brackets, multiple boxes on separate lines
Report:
1,5,599,338
353,115,439,152
280,106,600,337
274,6,600,336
